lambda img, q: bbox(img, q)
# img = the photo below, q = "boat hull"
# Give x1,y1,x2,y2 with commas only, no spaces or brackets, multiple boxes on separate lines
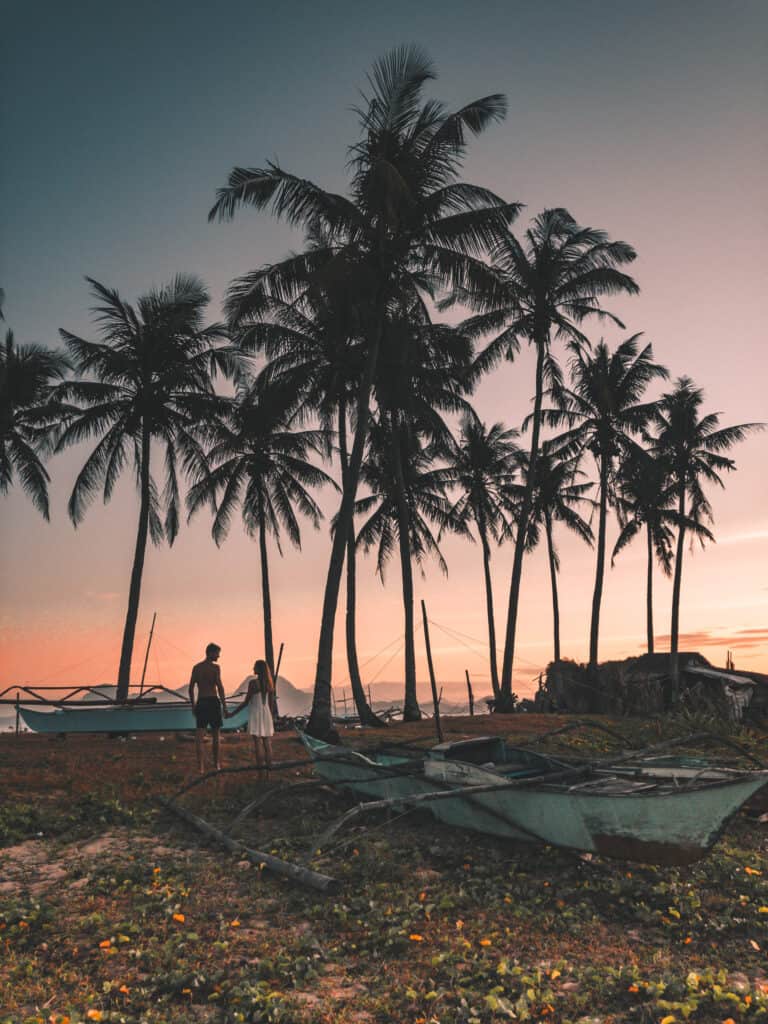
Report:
19,703,249,734
424,758,768,865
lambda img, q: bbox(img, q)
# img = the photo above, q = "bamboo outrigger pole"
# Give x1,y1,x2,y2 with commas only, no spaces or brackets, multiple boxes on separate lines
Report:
139,612,157,697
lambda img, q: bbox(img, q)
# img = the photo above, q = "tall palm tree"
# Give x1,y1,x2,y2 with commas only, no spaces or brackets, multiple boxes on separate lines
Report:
455,209,639,709
545,335,668,666
187,375,335,680
57,276,234,702
611,443,678,654
355,424,465,720
235,285,383,725
649,378,763,687
210,45,517,737
1,329,69,518
443,415,519,697
512,440,594,663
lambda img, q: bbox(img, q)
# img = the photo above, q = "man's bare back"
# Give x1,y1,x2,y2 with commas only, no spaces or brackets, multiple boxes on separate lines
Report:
189,659,222,699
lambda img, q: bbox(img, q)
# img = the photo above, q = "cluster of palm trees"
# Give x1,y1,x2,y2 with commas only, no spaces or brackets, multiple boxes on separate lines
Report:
1,47,761,737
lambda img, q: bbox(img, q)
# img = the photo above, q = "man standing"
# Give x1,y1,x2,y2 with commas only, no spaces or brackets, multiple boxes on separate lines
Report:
189,643,226,773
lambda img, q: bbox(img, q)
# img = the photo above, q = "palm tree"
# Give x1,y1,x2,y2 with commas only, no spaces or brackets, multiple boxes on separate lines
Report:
210,45,517,737
611,444,678,654
355,423,465,720
57,276,234,702
455,209,639,709
512,439,594,663
1,329,69,518
240,284,384,726
187,375,335,681
443,414,519,697
649,378,763,687
544,335,668,666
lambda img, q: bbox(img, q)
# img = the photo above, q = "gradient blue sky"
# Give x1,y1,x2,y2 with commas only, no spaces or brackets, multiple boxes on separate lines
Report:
2,0,767,698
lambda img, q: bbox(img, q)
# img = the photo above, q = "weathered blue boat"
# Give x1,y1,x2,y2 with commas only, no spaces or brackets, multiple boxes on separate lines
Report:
19,701,249,734
301,733,768,866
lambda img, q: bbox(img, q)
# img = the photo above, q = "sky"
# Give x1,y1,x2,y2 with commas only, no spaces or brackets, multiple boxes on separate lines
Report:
1,0,767,702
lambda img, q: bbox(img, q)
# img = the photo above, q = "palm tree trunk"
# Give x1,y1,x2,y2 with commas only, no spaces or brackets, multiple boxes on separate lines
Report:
390,414,421,722
116,425,151,703
257,494,275,678
499,336,546,709
545,510,561,663
669,487,686,697
477,515,500,700
588,452,609,666
338,401,384,728
307,314,383,739
646,521,654,655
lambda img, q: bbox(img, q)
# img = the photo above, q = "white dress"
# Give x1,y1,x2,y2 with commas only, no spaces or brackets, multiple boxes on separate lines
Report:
242,675,274,737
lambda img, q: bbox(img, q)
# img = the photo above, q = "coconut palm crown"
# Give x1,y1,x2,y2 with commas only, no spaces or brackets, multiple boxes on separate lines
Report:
1,329,70,519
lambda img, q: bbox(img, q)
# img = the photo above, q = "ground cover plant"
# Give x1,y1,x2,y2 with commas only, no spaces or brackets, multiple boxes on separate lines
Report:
1,716,766,1023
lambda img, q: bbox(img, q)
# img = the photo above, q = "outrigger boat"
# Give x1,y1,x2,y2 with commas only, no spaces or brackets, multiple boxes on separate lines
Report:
3,684,250,734
299,732,768,866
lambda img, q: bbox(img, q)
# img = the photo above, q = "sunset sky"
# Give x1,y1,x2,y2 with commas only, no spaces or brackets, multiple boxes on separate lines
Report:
2,0,766,702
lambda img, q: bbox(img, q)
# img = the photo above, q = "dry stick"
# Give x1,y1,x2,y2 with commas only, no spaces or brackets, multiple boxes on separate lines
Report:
465,670,474,717
421,600,443,743
307,730,739,854
158,796,338,894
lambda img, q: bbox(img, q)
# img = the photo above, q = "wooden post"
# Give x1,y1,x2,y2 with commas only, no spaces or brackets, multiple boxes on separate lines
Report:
465,669,474,716
272,642,284,717
15,692,20,736
420,600,444,743
139,612,157,697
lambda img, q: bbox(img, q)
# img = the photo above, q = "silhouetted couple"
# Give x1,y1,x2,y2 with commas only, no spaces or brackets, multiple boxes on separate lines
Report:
188,643,275,775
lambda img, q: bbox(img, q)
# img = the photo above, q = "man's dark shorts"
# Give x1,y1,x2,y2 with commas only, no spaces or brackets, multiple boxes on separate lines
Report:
194,697,223,730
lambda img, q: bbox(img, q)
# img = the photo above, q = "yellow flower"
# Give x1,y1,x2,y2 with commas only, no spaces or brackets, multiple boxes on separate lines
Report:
230,920,241,928
418,891,426,902
660,1016,676,1024
479,938,492,947
758,906,768,913
98,939,111,949
153,867,161,875
744,866,762,876
550,969,561,980
455,919,464,931
86,1013,104,1022
628,984,639,993
409,933,424,941
119,984,130,994
182,988,192,995
172,913,185,923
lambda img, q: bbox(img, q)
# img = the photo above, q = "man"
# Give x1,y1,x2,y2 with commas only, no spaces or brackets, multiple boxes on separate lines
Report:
189,643,226,773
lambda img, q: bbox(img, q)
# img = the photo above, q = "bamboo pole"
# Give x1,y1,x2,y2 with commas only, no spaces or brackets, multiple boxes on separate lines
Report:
139,612,157,697
158,796,338,894
420,600,443,743
272,641,284,717
465,670,474,716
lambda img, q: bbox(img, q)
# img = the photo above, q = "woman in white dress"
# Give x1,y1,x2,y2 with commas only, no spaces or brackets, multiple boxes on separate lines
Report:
231,659,275,773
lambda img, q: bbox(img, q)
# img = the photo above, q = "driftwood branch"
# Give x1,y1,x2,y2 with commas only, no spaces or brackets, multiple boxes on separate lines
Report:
158,796,338,894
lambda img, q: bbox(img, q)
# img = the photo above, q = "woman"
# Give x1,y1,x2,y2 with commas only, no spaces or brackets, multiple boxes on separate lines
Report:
230,659,275,773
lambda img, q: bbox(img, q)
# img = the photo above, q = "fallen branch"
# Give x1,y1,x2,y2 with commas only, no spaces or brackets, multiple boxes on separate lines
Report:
158,796,338,894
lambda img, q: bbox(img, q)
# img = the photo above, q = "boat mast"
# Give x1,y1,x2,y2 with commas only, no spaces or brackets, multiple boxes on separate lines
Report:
138,612,157,697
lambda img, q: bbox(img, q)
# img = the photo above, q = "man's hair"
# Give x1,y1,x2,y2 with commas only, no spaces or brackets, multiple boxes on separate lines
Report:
205,643,221,657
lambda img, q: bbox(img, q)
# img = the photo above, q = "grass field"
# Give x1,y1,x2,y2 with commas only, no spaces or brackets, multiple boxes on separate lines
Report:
1,715,766,1024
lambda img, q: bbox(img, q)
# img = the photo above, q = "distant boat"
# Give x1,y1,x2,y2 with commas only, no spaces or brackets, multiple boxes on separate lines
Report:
299,733,768,866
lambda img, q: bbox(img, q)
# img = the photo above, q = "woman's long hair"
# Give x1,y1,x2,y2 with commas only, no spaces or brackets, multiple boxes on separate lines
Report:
253,659,275,701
